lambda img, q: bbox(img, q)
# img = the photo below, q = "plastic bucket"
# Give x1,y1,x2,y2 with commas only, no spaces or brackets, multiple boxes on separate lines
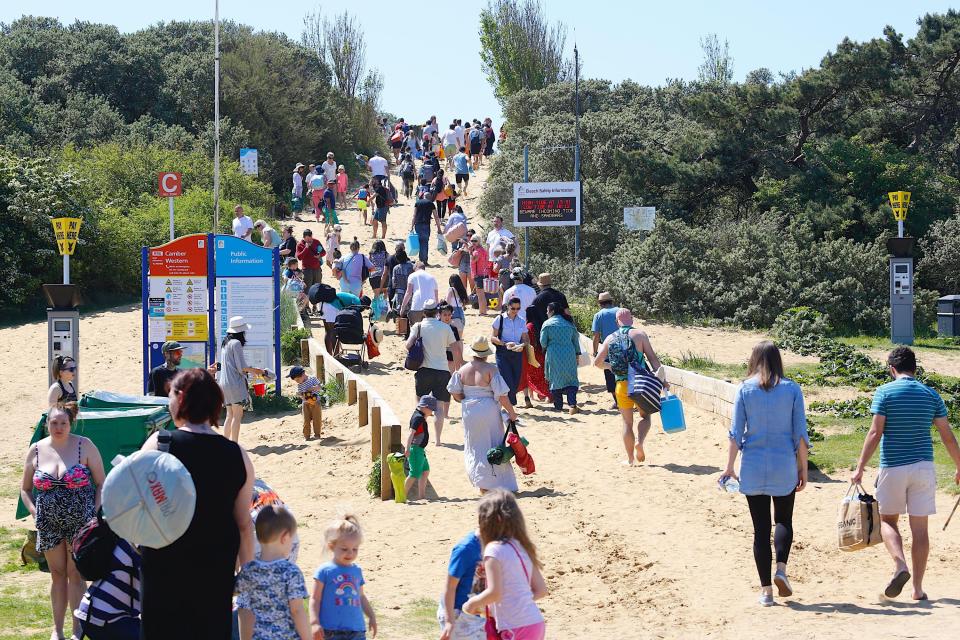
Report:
659,393,686,434
253,382,267,397
407,231,420,255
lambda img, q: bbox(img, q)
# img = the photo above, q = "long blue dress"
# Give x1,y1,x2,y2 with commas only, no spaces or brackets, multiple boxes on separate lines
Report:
539,316,580,391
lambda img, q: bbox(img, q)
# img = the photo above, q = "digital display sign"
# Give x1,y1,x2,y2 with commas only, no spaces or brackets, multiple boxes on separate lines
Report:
513,182,581,227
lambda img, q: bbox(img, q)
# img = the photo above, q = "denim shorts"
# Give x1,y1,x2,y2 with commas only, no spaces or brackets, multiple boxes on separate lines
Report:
325,631,366,640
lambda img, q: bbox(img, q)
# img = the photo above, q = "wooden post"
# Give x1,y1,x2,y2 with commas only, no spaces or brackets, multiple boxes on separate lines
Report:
380,424,392,500
335,372,344,388
370,406,381,461
314,354,325,380
347,379,357,405
358,390,368,427
300,338,310,365
390,424,401,452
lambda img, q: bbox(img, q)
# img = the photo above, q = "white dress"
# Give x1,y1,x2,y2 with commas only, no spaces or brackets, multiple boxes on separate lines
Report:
447,370,518,491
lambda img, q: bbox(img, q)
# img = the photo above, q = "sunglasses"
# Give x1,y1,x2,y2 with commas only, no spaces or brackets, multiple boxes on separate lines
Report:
62,366,77,372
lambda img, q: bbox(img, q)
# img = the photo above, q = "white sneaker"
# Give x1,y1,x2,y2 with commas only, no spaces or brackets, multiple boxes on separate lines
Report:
774,571,793,597
758,592,774,607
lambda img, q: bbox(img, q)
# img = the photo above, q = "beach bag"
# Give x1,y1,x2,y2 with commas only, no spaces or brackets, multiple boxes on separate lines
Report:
838,484,883,551
404,324,424,371
447,248,463,267
627,357,663,416
371,294,388,321
483,278,499,295
71,511,119,581
366,330,380,358
444,222,466,242
470,293,479,309
576,333,592,367
436,235,448,255
505,421,534,475
102,431,196,549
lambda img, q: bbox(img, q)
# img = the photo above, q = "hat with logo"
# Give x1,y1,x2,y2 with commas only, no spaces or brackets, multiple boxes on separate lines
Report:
161,341,184,353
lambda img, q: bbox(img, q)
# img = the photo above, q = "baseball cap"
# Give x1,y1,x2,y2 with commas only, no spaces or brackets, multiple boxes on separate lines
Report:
161,341,184,353
288,366,306,379
418,395,438,412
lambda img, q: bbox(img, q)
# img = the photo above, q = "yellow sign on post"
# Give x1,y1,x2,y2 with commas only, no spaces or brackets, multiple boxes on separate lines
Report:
51,217,83,255
888,191,911,222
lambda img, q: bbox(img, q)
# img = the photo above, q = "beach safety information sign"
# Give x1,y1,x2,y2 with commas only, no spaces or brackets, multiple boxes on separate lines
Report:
513,181,581,227
214,235,280,375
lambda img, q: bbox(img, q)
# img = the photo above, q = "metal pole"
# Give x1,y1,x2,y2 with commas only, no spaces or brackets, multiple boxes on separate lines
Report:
213,0,221,234
573,44,581,265
168,196,175,241
523,144,530,272
63,255,70,284
898,220,904,238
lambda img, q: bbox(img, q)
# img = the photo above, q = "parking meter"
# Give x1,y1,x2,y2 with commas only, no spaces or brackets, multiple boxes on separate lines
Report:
887,239,914,346
43,284,80,388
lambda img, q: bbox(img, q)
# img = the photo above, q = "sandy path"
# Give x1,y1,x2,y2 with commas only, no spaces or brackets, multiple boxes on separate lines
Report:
2,163,959,637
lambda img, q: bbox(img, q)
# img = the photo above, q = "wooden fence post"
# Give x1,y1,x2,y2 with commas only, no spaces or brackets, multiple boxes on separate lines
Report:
358,390,368,427
300,338,310,365
390,424,401,452
314,354,325,380
347,379,357,405
380,424,392,500
370,406,381,461
335,371,344,390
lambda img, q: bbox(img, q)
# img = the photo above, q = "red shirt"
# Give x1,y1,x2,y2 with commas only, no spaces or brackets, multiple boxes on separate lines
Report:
470,246,491,278
296,238,323,269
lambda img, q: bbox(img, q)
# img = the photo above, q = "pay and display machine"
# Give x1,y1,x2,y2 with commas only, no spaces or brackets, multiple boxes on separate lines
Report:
887,239,914,346
43,284,80,388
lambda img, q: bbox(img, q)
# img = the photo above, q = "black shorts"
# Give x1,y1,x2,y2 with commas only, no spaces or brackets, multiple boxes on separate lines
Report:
391,141,402,149
470,142,481,155
415,367,451,402
455,173,469,185
369,273,382,290
603,368,616,393
473,275,486,288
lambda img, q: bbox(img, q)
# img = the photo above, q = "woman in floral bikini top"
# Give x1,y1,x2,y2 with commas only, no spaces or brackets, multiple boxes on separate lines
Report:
20,404,106,640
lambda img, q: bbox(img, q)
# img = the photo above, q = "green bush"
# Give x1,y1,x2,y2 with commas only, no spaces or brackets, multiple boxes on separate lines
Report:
772,307,833,355
366,458,381,497
280,328,312,365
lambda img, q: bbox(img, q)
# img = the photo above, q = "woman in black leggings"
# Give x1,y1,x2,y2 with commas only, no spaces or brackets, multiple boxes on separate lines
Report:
722,341,809,606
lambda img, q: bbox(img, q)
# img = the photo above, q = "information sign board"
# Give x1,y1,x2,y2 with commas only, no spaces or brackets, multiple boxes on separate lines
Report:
512,181,581,227
624,207,656,231
240,148,259,175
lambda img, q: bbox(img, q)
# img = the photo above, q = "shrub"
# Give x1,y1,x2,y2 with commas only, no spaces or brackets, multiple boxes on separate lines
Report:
280,328,312,365
772,307,833,355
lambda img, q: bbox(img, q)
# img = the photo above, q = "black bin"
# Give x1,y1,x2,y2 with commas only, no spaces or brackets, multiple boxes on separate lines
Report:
938,295,960,337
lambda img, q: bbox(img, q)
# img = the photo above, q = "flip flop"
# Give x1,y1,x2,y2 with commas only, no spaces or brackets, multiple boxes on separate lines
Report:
884,570,911,598
914,593,928,601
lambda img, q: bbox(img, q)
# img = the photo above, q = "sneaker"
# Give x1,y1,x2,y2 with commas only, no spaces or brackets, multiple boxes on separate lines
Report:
758,592,774,607
524,397,533,409
568,405,579,415
774,571,793,597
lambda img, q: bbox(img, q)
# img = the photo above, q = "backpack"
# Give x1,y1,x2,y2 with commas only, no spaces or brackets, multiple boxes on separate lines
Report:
390,130,403,143
401,161,415,179
71,511,119,581
608,327,641,376
419,164,434,182
470,128,481,142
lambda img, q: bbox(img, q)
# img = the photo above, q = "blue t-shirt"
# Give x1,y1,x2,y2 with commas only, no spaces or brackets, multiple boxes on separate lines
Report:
871,377,946,468
314,562,366,631
591,306,621,342
453,153,469,175
448,532,482,611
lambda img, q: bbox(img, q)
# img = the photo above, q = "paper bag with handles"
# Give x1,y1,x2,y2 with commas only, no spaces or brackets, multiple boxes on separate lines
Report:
838,484,883,551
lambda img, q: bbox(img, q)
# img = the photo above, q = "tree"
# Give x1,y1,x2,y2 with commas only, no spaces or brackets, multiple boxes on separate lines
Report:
322,12,366,100
479,0,570,103
698,34,734,85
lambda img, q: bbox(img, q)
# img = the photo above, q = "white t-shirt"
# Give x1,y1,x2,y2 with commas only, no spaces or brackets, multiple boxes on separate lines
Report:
368,156,388,177
454,125,465,148
503,283,536,322
321,160,338,183
485,540,543,630
486,228,515,253
406,270,438,311
232,215,254,239
414,317,455,371
442,130,459,148
305,171,317,190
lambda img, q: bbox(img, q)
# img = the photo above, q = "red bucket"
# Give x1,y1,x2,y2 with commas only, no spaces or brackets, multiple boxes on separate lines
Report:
253,382,267,397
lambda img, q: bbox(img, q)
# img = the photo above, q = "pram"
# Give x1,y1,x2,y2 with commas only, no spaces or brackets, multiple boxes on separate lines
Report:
333,305,369,370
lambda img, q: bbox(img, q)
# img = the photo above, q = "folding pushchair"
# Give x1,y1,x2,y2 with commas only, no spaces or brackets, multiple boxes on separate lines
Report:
333,305,368,370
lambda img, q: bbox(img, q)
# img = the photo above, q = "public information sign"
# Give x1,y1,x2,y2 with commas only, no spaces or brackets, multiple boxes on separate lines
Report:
240,148,259,175
158,172,182,197
141,234,212,388
214,235,280,378
51,217,82,255
513,181,581,227
624,207,656,231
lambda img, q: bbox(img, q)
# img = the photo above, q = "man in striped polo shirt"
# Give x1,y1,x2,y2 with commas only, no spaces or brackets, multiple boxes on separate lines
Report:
852,346,960,601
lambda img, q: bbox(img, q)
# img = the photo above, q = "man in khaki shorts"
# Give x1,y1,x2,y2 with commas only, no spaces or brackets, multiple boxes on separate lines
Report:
851,347,960,600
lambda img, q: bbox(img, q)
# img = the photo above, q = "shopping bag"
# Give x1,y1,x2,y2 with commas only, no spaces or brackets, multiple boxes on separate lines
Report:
436,235,448,255
370,294,387,321
576,333,592,367
483,278,499,295
838,484,883,551
505,421,534,475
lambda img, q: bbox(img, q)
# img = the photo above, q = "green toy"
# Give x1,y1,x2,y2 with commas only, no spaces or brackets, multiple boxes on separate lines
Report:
386,452,407,503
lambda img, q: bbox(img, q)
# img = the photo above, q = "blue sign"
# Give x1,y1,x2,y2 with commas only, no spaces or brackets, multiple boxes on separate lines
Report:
214,235,273,277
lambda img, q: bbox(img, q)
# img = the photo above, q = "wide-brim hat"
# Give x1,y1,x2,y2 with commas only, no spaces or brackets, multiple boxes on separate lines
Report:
538,272,552,286
295,163,305,169
370,324,384,344
469,336,494,358
227,315,251,333
598,291,613,303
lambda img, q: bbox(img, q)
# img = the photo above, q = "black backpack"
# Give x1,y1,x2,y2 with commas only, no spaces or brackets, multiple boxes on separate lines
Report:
71,510,118,581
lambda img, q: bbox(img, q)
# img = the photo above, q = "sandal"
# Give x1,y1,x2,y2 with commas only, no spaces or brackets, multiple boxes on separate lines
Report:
884,570,911,598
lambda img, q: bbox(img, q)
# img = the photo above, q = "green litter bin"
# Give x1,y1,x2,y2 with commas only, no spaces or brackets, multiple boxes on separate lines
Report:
16,405,173,520
79,389,171,409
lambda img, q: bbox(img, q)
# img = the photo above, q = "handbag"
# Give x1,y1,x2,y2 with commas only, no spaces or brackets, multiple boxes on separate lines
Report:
626,355,663,416
444,222,466,243
838,484,883,551
365,330,380,358
404,324,424,371
486,421,516,466
447,248,463,267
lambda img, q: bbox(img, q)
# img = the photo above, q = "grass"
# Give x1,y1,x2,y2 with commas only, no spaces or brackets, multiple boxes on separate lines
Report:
809,416,960,493
324,375,346,405
0,527,52,640
839,335,960,353
665,353,822,385
388,597,438,637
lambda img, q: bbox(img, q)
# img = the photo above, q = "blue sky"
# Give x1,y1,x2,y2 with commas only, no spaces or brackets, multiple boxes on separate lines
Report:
2,1,955,128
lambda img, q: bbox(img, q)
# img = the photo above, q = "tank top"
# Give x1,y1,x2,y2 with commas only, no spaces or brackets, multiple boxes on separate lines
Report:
57,380,78,404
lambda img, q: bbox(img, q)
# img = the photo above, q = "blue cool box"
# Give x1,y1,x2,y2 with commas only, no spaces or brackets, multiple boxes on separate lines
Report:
660,393,686,433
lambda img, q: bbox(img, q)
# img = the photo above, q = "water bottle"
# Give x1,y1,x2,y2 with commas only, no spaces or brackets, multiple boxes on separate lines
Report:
718,476,740,494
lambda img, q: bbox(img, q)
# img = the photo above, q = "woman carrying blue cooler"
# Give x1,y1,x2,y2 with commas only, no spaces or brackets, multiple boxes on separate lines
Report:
721,341,809,607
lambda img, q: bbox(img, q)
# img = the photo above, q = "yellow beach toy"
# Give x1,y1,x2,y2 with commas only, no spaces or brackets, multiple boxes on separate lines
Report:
386,452,407,503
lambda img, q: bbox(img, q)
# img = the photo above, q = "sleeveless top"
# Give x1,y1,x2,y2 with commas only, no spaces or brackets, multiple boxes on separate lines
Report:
33,437,95,551
56,379,78,404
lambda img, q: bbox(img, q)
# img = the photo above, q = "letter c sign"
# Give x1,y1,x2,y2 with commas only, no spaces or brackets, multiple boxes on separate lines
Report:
158,172,182,197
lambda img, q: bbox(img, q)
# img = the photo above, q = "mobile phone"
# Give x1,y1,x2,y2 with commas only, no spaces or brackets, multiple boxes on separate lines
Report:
215,362,221,371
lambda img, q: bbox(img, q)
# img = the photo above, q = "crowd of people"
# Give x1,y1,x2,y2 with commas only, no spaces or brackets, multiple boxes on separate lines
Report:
19,111,960,640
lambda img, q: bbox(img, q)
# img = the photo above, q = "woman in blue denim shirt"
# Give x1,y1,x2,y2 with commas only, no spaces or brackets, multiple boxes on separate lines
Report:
722,341,809,607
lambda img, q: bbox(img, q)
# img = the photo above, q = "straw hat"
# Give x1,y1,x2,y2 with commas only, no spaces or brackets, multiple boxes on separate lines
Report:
597,291,613,303
538,273,552,286
469,336,494,358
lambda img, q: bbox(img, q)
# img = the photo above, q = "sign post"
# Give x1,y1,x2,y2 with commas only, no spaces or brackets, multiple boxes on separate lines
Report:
624,207,656,232
239,148,259,175
512,181,581,227
158,172,183,241
51,217,82,284
888,190,910,239
887,191,914,345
